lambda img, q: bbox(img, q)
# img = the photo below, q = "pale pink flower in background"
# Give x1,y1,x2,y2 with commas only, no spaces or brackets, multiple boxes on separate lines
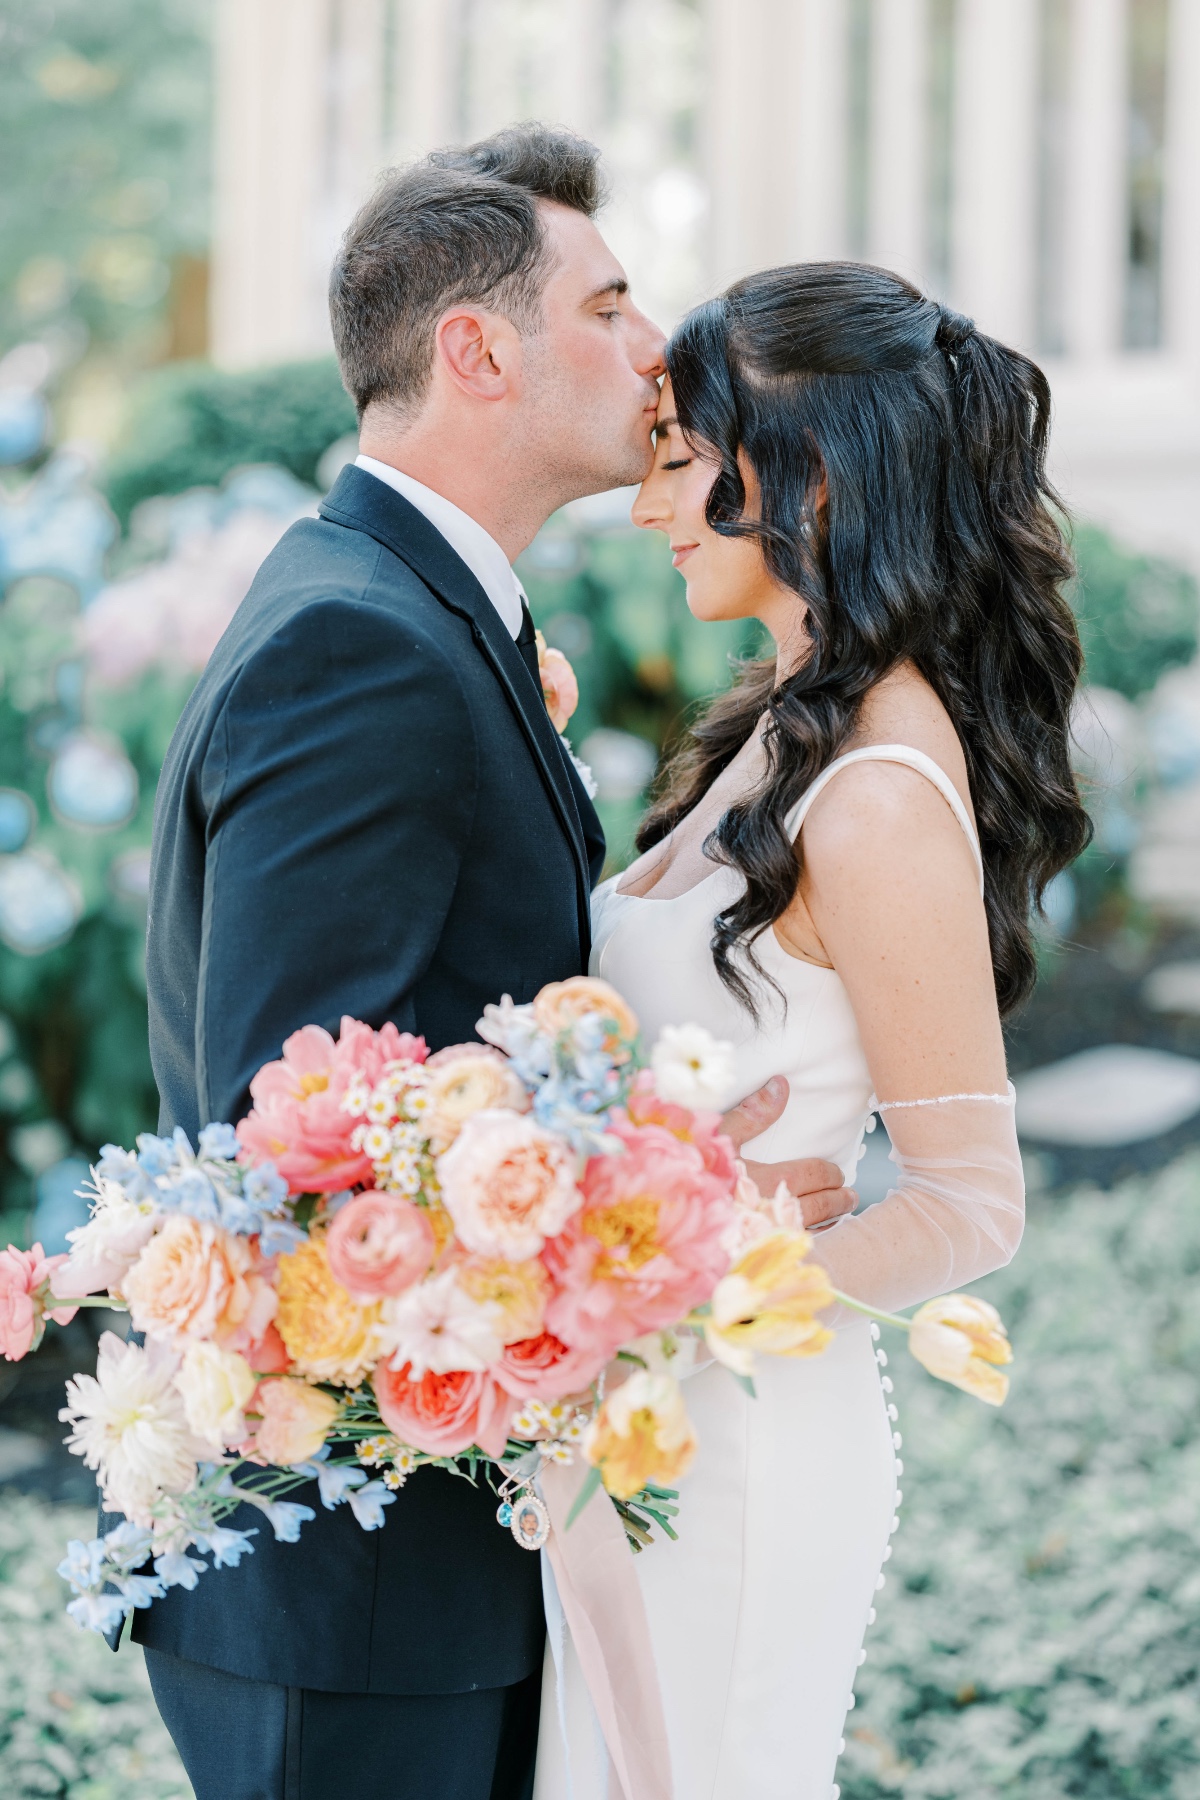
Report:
0,1242,76,1360
721,1168,807,1260
237,1017,426,1194
60,1332,206,1525
325,1190,434,1300
544,1118,736,1356
374,1361,512,1459
422,1044,528,1151
176,1342,257,1449
123,1215,277,1352
381,1266,503,1377
438,1110,581,1261
252,1376,342,1465
50,1177,158,1298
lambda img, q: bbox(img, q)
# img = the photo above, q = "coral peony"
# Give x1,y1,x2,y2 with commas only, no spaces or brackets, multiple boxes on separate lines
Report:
275,1235,381,1385
494,1329,608,1402
0,1243,76,1360
374,1360,512,1459
177,1342,257,1448
253,1376,342,1465
325,1191,434,1301
438,1110,581,1261
456,1254,548,1345
532,976,639,1046
422,1044,528,1152
122,1216,277,1352
584,1370,697,1501
237,1017,427,1193
60,1332,206,1526
544,1119,735,1355
908,1293,1012,1405
624,1071,739,1185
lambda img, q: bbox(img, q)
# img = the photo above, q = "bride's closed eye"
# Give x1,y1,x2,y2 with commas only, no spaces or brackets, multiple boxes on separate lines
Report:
663,457,691,471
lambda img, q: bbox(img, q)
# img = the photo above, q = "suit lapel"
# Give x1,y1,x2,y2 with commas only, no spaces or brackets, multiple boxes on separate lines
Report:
319,467,594,945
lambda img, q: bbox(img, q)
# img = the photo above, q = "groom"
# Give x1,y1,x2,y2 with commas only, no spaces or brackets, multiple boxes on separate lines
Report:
137,124,854,1799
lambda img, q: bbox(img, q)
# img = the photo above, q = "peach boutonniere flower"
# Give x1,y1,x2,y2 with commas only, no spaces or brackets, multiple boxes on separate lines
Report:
535,630,579,732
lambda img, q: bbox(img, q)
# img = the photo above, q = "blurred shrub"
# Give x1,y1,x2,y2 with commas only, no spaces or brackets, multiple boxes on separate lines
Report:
103,357,356,525
1071,523,1198,701
841,1154,1200,1799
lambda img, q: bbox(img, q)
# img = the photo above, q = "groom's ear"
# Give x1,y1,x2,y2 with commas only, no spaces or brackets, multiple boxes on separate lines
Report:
435,307,523,405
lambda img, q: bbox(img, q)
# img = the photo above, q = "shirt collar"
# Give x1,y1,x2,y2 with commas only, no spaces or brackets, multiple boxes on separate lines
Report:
354,455,524,640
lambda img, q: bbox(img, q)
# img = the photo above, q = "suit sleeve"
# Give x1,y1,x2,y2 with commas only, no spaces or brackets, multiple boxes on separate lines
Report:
194,596,477,1128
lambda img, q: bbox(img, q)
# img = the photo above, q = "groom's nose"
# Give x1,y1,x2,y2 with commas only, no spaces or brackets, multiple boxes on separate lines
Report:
629,305,667,380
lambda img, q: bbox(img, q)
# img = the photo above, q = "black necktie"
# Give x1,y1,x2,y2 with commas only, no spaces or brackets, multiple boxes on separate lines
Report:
516,600,541,689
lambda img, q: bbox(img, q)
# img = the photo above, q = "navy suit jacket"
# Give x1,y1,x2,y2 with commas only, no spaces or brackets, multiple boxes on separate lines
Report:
131,465,605,1693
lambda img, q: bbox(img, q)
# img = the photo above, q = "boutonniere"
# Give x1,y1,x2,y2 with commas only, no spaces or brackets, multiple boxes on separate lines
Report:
535,631,596,797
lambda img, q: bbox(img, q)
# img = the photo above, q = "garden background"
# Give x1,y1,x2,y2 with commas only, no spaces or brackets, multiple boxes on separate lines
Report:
2,2,1200,1796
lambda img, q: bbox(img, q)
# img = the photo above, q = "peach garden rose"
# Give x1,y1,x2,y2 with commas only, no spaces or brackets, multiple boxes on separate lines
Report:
123,1216,277,1353
437,1110,582,1262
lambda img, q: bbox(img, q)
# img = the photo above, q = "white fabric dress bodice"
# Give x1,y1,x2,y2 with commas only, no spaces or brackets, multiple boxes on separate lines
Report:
534,745,989,1800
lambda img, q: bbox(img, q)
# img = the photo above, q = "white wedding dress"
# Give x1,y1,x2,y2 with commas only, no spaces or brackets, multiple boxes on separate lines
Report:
533,745,1025,1800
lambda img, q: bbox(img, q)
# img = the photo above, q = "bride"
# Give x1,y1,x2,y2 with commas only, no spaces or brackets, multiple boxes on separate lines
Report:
535,261,1089,1799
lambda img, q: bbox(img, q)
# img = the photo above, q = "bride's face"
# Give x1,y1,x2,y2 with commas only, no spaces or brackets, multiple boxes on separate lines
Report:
632,381,804,650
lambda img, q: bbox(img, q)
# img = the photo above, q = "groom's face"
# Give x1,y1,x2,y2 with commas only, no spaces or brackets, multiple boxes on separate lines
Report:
520,202,666,495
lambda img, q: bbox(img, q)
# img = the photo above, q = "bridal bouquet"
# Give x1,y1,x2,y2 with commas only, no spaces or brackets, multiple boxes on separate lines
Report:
3,976,1013,1637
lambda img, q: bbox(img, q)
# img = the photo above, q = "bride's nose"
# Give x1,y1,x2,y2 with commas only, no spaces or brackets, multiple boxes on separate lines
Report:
631,467,671,533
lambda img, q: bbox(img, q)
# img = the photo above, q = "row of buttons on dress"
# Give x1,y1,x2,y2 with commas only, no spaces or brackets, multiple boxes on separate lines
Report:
831,1321,904,1800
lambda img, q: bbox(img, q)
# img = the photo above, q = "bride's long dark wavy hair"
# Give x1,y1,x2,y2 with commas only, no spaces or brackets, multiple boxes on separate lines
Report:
637,261,1090,1018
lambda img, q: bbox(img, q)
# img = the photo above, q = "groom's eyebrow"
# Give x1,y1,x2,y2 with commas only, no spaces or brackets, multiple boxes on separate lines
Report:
583,278,628,305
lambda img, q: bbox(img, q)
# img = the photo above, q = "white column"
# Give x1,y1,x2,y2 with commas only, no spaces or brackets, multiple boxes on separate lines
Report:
210,0,333,367
951,0,1039,346
328,0,387,231
1062,0,1127,359
557,0,608,140
795,0,850,260
705,0,807,285
389,0,461,162
1163,0,1200,367
867,0,928,286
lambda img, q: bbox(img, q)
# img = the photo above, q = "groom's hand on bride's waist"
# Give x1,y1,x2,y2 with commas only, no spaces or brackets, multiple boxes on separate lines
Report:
721,1076,857,1230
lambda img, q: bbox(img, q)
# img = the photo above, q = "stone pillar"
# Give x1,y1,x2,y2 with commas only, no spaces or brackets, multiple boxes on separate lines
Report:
327,0,387,235
951,0,1040,346
557,0,608,139
389,0,462,161
867,0,928,286
210,0,335,367
1061,0,1126,359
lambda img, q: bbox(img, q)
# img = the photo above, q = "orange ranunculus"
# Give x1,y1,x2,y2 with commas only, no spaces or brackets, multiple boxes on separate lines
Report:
275,1235,381,1386
908,1293,1012,1405
584,1370,697,1501
532,976,639,1047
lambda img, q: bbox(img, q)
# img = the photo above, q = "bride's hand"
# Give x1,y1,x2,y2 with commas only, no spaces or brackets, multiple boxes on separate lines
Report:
721,1077,857,1229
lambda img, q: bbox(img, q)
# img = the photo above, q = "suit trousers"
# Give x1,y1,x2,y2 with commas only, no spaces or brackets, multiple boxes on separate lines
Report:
143,1647,542,1800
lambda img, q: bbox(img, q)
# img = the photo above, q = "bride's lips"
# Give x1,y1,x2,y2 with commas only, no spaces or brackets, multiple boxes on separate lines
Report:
671,544,697,569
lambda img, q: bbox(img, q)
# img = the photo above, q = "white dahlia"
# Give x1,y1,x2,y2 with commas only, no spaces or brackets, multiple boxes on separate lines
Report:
59,1331,206,1526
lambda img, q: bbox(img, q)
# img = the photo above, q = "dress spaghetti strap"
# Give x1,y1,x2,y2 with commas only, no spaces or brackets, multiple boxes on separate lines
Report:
784,744,985,896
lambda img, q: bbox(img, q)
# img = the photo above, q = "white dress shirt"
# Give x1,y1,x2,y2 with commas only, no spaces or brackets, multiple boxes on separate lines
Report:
355,454,525,640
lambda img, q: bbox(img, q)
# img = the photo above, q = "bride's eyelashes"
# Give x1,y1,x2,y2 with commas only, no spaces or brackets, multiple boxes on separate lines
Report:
663,458,691,471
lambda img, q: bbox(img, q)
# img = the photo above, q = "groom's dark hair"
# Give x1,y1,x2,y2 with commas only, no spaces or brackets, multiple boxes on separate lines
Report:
330,122,606,419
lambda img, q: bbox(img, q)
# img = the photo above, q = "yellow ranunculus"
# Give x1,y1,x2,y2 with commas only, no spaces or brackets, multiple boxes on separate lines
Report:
584,1371,697,1501
908,1293,1012,1405
275,1235,381,1386
705,1231,835,1375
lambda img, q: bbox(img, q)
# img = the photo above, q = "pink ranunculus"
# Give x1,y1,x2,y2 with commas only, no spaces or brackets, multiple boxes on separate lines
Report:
326,1191,435,1301
543,1119,736,1356
0,1244,77,1361
374,1361,513,1459
237,1017,428,1194
538,645,580,733
437,1110,581,1262
493,1330,609,1402
623,1070,740,1185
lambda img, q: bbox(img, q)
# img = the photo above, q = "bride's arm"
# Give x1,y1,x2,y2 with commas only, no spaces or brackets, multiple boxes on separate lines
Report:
781,759,1024,1313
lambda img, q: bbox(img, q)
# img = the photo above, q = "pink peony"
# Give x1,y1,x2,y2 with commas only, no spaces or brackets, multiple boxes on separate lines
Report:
437,1110,581,1261
543,1119,736,1356
0,1243,76,1361
494,1329,609,1402
374,1360,513,1458
237,1017,427,1193
325,1192,434,1301
623,1070,739,1185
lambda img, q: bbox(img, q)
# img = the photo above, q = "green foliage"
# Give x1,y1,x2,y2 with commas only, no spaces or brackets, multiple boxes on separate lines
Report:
0,0,210,359
841,1155,1200,1800
103,357,356,525
1071,523,1199,701
0,1496,191,1797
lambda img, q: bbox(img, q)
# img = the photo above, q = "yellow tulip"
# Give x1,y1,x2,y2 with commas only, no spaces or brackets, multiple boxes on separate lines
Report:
584,1371,698,1501
705,1231,835,1376
908,1293,1012,1405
